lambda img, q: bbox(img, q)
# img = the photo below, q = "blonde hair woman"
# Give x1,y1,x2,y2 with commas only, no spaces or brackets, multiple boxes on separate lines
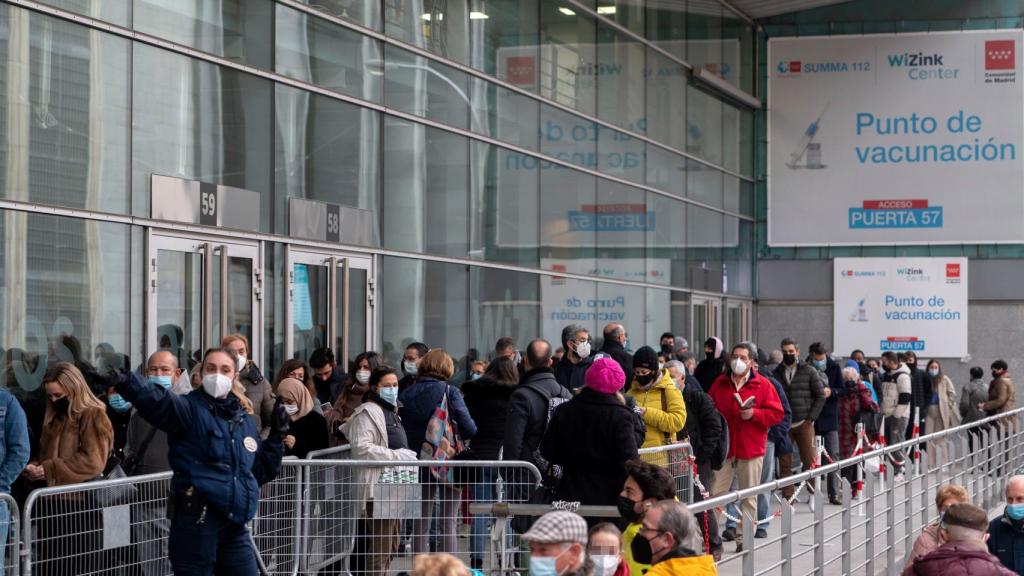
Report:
26,362,113,576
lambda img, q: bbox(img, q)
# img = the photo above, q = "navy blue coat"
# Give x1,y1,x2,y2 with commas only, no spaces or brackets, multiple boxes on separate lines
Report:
399,377,477,453
762,369,793,454
814,358,843,433
988,512,1024,574
117,373,284,525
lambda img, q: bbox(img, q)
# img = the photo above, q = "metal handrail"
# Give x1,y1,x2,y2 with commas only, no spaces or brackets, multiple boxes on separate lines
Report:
690,406,1024,514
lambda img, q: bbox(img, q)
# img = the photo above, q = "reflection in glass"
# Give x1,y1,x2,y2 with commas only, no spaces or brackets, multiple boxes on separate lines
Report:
384,44,471,130
385,0,469,64
275,3,382,101
211,252,253,347
157,250,203,373
291,263,328,364
132,44,272,228
540,165,596,274
646,191,686,290
0,6,129,213
135,0,272,67
596,23,645,135
274,85,380,240
346,267,368,363
0,212,130,394
538,2,596,115
296,0,381,31
687,206,724,293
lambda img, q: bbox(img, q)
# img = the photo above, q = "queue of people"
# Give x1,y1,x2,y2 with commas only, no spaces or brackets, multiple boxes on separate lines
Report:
0,325,1018,575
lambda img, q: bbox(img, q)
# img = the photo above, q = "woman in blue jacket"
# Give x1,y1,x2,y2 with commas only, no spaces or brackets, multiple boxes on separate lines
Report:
117,347,287,575
398,348,476,556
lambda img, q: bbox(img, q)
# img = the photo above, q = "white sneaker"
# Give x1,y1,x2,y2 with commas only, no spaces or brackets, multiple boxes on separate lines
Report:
894,473,906,483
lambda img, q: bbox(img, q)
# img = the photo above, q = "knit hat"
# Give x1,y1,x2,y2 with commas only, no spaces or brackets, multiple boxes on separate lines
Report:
585,357,625,394
521,511,588,545
633,346,659,371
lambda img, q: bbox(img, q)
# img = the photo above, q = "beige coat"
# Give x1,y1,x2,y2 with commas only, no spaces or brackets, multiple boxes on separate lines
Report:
933,375,961,430
339,402,417,514
983,375,1016,415
39,406,113,486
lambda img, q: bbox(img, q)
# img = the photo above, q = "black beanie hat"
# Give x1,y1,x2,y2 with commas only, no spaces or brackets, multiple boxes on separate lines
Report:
633,346,659,371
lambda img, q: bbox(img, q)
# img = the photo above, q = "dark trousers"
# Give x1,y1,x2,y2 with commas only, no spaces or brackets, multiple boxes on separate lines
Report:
168,505,257,576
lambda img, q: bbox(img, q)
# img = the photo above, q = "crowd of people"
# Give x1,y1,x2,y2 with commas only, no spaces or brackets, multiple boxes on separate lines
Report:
0,324,1018,575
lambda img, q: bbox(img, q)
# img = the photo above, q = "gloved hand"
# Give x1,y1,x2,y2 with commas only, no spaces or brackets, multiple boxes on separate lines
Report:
395,448,418,461
103,368,130,396
269,397,291,438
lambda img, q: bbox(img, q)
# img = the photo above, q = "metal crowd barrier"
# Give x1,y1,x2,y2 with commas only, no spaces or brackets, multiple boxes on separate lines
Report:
638,442,692,503
688,408,1024,576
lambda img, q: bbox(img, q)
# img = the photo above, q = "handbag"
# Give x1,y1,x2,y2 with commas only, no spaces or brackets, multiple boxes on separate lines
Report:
90,455,138,507
418,385,464,483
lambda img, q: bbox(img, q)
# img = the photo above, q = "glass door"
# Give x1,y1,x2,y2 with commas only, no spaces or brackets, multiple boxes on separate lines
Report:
147,231,262,373
726,301,752,347
692,296,721,349
285,248,374,369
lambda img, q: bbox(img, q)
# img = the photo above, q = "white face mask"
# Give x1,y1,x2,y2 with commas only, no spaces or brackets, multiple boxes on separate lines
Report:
403,360,418,376
575,341,591,359
202,373,234,399
236,355,247,372
591,555,620,576
356,369,371,384
283,403,299,416
731,358,749,376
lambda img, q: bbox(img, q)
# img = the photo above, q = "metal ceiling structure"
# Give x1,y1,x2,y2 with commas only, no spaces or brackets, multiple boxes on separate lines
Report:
718,0,856,21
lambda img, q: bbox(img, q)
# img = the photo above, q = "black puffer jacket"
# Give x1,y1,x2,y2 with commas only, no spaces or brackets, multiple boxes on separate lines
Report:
599,341,633,388
680,380,722,467
552,355,594,392
462,376,516,460
773,362,826,423
541,388,640,507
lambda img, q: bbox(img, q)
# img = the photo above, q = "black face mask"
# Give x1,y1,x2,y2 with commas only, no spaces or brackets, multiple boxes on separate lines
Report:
616,496,642,524
630,531,659,565
782,353,797,366
993,370,1002,379
636,373,657,387
52,396,69,415
660,344,674,355
906,361,918,371
704,350,714,361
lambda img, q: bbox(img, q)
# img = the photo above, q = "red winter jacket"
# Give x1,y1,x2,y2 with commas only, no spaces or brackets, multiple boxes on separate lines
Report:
708,370,784,460
911,542,1017,576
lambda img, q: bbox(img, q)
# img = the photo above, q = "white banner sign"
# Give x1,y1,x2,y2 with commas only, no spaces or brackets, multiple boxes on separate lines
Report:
769,31,1024,246
833,257,968,358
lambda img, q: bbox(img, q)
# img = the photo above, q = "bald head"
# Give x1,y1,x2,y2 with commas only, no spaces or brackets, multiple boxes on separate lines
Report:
147,350,181,379
1007,476,1024,504
603,323,625,345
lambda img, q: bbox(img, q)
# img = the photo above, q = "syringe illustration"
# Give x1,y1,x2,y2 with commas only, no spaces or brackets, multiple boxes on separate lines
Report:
786,102,829,169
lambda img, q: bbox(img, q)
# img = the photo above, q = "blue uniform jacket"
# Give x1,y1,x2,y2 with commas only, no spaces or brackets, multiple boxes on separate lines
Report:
763,370,793,454
988,512,1024,574
117,373,283,524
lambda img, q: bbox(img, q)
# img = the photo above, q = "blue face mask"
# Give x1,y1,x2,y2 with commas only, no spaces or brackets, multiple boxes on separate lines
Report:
529,556,560,576
1007,503,1024,521
927,369,940,378
148,375,173,390
108,394,132,413
813,359,827,370
379,386,399,407
470,373,481,381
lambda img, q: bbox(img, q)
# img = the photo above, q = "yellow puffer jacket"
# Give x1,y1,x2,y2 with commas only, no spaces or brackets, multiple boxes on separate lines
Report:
627,369,687,449
645,554,718,576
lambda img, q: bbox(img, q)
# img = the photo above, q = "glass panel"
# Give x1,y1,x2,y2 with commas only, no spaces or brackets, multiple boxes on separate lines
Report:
469,265,540,374
687,206,723,292
291,262,328,363
692,302,708,353
384,44,471,130
645,287,672,350
596,181,647,280
646,192,686,289
295,0,380,30
156,250,203,373
646,3,686,60
540,165,596,275
211,251,253,346
540,104,598,172
598,126,645,185
538,2,596,115
488,146,540,267
646,48,688,151
539,276,597,355
724,219,752,296
689,158,723,208
135,0,273,68
687,84,723,166
596,23,646,135
645,146,686,200
39,0,129,26
473,0,540,80
0,6,130,213
346,267,368,363
275,3,382,101
670,290,690,347
274,84,380,241
380,256,468,367
0,213,132,395
385,0,470,64
382,119,469,257
133,44,272,229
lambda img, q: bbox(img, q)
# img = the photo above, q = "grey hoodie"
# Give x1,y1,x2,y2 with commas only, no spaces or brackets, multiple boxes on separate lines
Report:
881,363,912,419
960,378,990,424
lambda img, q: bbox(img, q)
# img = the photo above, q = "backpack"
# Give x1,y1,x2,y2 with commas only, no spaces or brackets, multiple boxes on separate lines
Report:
710,411,729,471
524,384,569,484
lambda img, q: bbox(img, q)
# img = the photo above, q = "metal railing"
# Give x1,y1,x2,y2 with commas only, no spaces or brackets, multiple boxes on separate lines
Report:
11,409,1022,576
690,408,1024,576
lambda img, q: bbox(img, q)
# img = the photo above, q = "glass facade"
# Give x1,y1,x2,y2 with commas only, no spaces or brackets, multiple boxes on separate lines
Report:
0,0,755,379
